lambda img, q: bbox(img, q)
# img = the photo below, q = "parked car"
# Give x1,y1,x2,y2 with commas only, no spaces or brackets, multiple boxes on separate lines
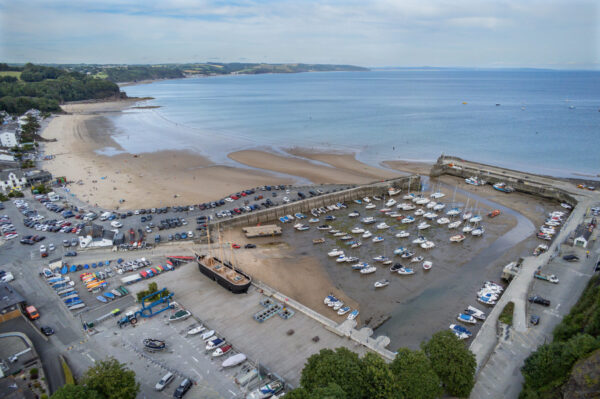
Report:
173,378,192,398
528,296,551,306
155,372,174,391
530,314,540,325
63,240,70,247
563,254,580,262
111,221,123,228
245,244,256,249
40,326,54,336
64,251,77,257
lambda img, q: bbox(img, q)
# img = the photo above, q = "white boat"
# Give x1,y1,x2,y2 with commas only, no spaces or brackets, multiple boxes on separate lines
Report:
374,279,390,288
469,215,482,223
365,203,377,209
423,212,438,220
335,255,348,263
333,301,344,310
373,255,387,262
462,212,473,221
340,235,353,240
411,256,424,263
450,324,471,340
308,218,320,223
348,211,360,218
329,299,341,308
379,208,392,213
328,248,344,257
222,353,247,368
466,305,486,320
415,197,430,205
420,241,435,249
387,212,402,218
403,193,416,200
422,261,432,270
347,309,359,320
351,227,365,234
351,241,362,249
324,295,338,305
446,208,461,216
395,231,410,238
385,199,397,207
337,306,351,315
450,234,466,242
393,247,407,255
417,222,430,230
333,232,346,237
398,202,415,210
363,197,371,203
388,188,401,196
361,217,376,224
560,203,572,209
430,192,445,199
412,235,427,244
362,231,372,239
372,236,384,243
329,229,340,234
376,222,390,230
414,209,425,216
471,226,485,236
400,251,414,258
477,296,497,306
426,201,437,209
462,224,474,233
295,224,309,231
401,216,415,224
317,225,332,230
465,176,486,186
360,266,377,274
187,325,206,335
372,196,382,201
212,345,232,357
345,256,359,263
457,313,477,324
433,203,446,211
448,220,462,229
437,217,450,225
398,267,415,275
205,338,226,350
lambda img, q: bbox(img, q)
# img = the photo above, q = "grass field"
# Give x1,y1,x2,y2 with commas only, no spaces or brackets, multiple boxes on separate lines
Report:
0,71,22,79
93,71,108,79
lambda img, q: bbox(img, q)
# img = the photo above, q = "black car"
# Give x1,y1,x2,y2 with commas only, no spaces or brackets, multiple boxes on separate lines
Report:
530,315,540,325
528,296,551,306
173,378,192,398
245,244,256,249
562,254,580,262
40,326,54,336
64,251,77,257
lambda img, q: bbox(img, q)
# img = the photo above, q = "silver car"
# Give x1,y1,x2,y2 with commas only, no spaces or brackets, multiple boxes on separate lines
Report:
155,372,174,391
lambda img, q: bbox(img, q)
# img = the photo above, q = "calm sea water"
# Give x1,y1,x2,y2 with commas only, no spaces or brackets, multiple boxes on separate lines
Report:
111,70,600,178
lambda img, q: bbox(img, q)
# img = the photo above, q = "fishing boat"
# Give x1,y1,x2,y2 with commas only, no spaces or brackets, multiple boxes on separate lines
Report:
401,216,415,224
411,256,424,263
360,265,377,274
417,222,430,230
462,224,474,233
374,279,390,288
313,238,325,244
446,208,461,216
206,337,226,351
201,330,215,340
448,220,462,229
337,306,351,315
361,217,376,224
187,325,206,335
471,226,485,236
169,309,191,322
437,217,450,225
465,306,486,320
372,236,384,243
376,222,390,230
420,241,435,249
347,309,359,320
450,234,466,242
457,313,477,324
398,267,415,275
365,203,377,209
328,248,344,257
350,241,362,249
493,182,514,193
222,353,247,368
395,231,410,238
422,261,432,270
450,324,472,339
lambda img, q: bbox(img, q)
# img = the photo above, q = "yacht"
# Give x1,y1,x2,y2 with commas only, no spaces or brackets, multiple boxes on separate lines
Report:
446,208,461,216
362,231,372,239
385,199,397,207
395,231,410,238
448,220,462,229
437,217,450,225
450,234,466,243
420,241,435,249
401,216,415,224
412,236,427,244
414,209,425,216
372,236,384,243
351,227,365,234
471,226,485,236
417,222,430,230
376,222,390,230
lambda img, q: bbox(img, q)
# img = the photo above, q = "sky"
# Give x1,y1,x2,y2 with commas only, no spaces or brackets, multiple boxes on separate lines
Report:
0,0,598,69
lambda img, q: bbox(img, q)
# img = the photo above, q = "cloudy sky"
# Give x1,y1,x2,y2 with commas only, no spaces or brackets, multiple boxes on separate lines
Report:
0,0,598,69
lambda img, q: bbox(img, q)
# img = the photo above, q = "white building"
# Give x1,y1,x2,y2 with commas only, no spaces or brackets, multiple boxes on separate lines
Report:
0,170,27,192
0,132,17,148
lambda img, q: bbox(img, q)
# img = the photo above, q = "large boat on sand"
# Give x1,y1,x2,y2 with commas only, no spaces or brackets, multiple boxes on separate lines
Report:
196,253,252,294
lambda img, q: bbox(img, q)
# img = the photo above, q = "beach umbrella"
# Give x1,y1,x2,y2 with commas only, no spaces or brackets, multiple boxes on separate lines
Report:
84,264,89,269
105,260,110,265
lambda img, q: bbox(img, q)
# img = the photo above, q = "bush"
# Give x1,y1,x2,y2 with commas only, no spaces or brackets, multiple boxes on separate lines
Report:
499,301,514,326
61,356,75,385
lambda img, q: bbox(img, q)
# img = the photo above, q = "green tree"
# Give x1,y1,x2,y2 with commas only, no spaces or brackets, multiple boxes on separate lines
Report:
81,357,139,399
286,383,347,399
421,331,476,398
361,352,401,399
300,348,365,399
50,384,103,399
391,348,443,399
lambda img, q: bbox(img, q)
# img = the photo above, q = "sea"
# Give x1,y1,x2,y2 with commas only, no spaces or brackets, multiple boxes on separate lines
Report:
109,69,600,178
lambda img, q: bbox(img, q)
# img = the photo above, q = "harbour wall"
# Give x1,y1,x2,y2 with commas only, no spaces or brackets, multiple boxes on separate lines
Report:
216,175,421,229
430,155,578,205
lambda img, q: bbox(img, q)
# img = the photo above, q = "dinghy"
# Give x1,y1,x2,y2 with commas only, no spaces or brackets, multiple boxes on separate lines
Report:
422,261,432,270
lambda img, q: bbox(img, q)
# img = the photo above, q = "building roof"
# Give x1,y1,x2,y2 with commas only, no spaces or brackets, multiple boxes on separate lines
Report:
0,169,25,181
0,283,25,312
574,224,593,241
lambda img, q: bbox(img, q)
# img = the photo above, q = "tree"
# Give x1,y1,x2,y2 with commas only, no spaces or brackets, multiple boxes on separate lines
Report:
361,352,401,399
81,357,140,399
421,331,476,398
286,383,347,399
50,384,103,399
300,348,365,399
391,348,443,399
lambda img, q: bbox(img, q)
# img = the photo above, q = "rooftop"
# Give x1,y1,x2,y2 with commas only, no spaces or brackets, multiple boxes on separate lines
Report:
0,283,25,312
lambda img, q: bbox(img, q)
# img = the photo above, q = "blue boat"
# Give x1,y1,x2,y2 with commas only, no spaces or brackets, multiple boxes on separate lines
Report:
68,300,84,307
96,296,108,303
103,292,115,300
457,313,476,324
60,265,68,275
84,264,89,269
64,297,80,304
59,290,77,297
69,265,76,273
325,215,336,221
92,263,97,268
452,324,472,336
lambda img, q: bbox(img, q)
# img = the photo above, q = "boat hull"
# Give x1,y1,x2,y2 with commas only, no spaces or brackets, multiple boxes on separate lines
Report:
197,255,252,294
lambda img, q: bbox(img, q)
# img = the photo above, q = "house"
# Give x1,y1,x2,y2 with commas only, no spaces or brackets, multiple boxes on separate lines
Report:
25,170,52,186
0,169,27,192
0,282,26,323
0,132,17,148
573,224,593,248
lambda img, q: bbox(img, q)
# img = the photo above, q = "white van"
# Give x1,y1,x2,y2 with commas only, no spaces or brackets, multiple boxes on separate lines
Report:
100,212,112,221
154,372,174,391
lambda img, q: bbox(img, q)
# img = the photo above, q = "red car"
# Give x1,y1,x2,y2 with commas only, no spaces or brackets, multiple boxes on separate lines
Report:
230,195,239,200
231,244,241,249
241,192,247,197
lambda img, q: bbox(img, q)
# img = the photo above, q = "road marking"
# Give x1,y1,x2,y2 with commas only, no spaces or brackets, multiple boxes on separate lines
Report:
86,353,96,362
192,369,202,378
192,356,199,363
228,389,237,396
